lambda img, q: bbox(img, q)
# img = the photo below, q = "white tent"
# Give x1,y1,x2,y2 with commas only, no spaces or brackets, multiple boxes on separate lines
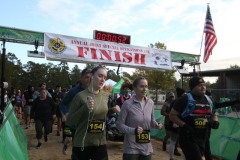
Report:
104,79,116,86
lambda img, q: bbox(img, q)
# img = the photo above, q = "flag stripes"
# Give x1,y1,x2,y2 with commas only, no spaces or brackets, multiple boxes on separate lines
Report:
203,5,217,63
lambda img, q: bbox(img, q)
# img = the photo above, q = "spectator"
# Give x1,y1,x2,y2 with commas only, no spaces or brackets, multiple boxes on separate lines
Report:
168,87,185,160
52,85,63,136
23,85,35,129
161,92,176,152
33,83,52,100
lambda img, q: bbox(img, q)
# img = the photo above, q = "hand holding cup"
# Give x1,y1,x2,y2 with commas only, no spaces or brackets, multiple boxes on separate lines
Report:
87,96,94,112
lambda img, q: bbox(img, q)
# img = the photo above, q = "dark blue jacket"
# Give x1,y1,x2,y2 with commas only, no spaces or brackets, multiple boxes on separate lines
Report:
60,84,85,115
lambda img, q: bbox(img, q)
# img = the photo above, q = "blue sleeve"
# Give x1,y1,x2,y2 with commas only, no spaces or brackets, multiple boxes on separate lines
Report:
60,86,81,114
32,91,39,100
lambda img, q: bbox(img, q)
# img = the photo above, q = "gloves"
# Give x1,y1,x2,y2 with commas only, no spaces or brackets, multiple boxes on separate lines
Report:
182,123,194,135
211,121,219,129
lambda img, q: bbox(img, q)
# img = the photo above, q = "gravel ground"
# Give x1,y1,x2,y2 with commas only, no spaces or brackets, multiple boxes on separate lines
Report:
26,123,185,160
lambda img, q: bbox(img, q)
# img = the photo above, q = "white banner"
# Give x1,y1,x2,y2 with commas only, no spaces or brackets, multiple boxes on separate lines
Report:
44,33,172,70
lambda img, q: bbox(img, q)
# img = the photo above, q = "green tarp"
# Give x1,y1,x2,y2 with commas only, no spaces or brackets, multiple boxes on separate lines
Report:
217,98,233,115
112,78,124,94
151,109,240,160
0,103,29,160
210,116,240,160
151,109,166,140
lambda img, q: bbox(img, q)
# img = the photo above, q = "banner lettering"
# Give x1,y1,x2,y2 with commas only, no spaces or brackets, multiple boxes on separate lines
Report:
44,33,172,70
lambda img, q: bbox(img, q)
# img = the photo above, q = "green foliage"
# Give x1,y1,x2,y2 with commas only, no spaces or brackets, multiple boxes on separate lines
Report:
0,53,85,91
149,42,167,50
106,69,119,82
175,76,191,91
229,64,239,69
70,65,81,85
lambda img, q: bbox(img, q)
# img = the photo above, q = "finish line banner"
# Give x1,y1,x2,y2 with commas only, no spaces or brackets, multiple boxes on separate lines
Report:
44,33,172,70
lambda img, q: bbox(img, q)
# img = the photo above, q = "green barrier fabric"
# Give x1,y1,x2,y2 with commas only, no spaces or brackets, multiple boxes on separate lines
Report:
112,78,124,93
217,98,233,115
210,116,240,160
0,103,29,160
151,109,240,160
151,109,165,140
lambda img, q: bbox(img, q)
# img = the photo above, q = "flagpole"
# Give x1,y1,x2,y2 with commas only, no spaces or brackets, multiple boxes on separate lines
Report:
199,3,210,56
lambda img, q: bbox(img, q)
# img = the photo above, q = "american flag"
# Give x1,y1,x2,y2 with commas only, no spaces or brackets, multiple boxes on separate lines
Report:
203,5,217,63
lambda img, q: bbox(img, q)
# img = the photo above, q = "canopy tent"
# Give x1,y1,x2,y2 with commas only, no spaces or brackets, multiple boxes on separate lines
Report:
104,79,116,86
112,78,124,94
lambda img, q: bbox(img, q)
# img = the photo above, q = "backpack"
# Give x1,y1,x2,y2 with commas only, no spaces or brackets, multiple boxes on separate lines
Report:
181,93,214,118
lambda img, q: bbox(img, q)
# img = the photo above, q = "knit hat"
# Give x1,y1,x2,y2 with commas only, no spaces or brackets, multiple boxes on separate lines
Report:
176,87,185,98
189,76,205,90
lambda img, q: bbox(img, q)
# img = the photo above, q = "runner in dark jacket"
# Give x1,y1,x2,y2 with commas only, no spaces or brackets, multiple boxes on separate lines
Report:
31,88,56,149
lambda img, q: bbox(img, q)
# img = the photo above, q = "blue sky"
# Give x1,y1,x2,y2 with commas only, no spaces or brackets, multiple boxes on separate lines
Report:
1,0,240,82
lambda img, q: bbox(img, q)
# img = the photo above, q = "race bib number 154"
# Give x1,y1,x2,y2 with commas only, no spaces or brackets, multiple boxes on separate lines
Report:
88,120,105,133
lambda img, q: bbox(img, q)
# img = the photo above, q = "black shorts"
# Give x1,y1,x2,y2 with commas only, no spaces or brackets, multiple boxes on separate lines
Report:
72,145,108,160
164,124,171,131
56,106,62,118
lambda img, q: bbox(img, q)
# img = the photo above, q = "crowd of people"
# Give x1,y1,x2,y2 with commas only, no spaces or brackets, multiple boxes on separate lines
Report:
2,65,238,160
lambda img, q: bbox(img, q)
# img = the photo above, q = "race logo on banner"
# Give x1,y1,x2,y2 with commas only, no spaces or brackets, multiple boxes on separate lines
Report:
44,33,172,70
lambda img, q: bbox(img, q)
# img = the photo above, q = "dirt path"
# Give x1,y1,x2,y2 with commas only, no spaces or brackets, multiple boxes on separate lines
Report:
25,124,185,160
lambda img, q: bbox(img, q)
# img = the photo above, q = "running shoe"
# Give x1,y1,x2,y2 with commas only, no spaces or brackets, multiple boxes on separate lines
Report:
44,135,48,142
62,144,68,155
35,142,42,149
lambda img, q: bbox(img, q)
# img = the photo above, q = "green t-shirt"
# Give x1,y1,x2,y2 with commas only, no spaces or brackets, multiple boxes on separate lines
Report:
67,89,109,147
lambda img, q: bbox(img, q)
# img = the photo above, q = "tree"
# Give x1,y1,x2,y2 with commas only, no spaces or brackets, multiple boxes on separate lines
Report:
70,65,81,85
57,61,71,88
22,61,49,88
149,42,167,50
106,68,119,82
3,53,25,91
229,64,239,69
122,71,133,80
175,76,191,91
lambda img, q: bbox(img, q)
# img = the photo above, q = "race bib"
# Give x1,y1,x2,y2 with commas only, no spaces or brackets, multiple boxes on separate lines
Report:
194,118,208,128
136,130,150,143
88,120,105,133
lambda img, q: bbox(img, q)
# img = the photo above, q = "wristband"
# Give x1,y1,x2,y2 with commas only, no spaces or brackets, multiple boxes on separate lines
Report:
211,121,219,129
135,127,138,134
